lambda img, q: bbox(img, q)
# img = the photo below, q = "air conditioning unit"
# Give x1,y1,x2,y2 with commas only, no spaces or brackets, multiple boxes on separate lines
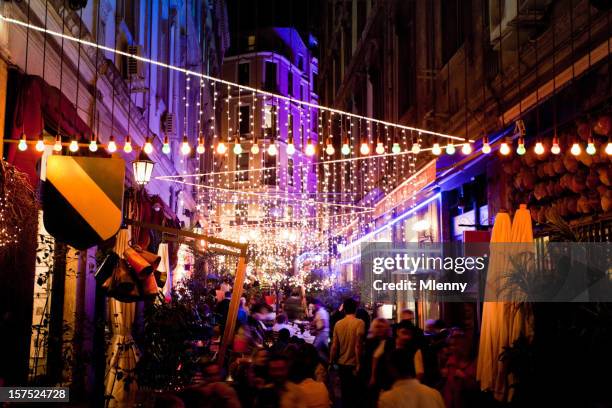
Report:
126,45,143,78
489,0,552,51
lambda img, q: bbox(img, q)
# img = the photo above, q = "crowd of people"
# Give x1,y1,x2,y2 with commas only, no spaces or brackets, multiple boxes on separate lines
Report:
157,282,479,408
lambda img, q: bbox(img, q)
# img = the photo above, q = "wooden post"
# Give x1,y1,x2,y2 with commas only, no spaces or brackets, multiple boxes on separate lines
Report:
217,252,247,367
0,58,7,158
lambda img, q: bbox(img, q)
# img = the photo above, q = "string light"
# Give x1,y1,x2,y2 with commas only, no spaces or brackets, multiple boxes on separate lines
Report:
570,142,581,156
181,135,191,155
516,137,526,155
551,136,561,154
499,139,511,155
392,142,401,154
89,136,98,152
35,135,45,152
69,138,79,152
54,135,63,152
411,133,421,154
605,138,612,155
305,138,315,156
586,136,596,155
162,135,171,154
267,143,277,156
233,137,242,155
480,134,491,153
461,142,472,155
445,143,456,155
341,137,350,156
375,139,385,155
124,135,133,153
217,140,227,155
534,141,545,155
251,142,259,154
432,142,442,156
143,136,153,154
18,133,27,151
326,139,335,155
197,134,206,154
359,139,370,155
287,138,296,155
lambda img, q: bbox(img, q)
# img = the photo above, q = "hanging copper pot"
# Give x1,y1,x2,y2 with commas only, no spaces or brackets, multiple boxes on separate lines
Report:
95,252,119,284
110,259,137,293
154,270,167,289
141,273,159,299
136,248,161,272
124,247,153,277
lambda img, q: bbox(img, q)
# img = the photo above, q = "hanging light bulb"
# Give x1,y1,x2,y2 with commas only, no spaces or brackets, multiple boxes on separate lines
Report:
325,140,335,155
197,135,206,154
305,138,315,156
605,138,612,155
181,135,191,155
89,136,98,152
251,142,260,154
570,142,581,156
411,142,420,154
162,135,171,154
516,137,526,155
375,141,385,155
499,139,511,155
461,142,472,155
534,141,545,155
586,137,596,155
445,143,456,155
432,142,442,156
216,140,227,155
267,143,277,156
143,136,153,154
551,136,561,155
124,135,133,153
17,133,27,151
482,136,491,154
54,135,63,152
360,140,370,155
69,138,79,152
287,138,295,155
341,139,350,156
233,137,242,155
35,135,45,152
392,142,401,154
106,136,117,153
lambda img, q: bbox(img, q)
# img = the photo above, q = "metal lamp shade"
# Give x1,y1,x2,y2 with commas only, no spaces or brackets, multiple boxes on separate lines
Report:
132,155,154,185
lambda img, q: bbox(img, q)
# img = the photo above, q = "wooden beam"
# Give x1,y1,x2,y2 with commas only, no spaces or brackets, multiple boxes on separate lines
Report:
217,253,247,367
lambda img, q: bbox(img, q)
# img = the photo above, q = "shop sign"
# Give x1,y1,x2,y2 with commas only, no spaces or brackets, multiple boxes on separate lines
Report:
373,160,436,219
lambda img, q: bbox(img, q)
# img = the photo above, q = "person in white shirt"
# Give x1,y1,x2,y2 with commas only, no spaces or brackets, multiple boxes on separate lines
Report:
378,348,445,408
272,313,296,336
311,299,330,352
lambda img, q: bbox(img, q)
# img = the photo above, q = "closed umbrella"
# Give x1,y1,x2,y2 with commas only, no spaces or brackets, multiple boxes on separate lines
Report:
477,211,512,396
105,227,140,407
157,242,171,297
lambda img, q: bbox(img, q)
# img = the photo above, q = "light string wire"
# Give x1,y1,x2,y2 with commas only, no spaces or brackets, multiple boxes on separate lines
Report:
0,12,470,142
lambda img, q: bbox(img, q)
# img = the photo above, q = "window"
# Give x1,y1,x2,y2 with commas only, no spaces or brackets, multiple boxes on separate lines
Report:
297,55,304,71
247,35,256,51
238,62,250,85
288,158,294,186
239,105,250,134
288,71,293,96
265,61,277,91
264,105,276,138
235,203,248,224
235,152,249,181
263,154,277,185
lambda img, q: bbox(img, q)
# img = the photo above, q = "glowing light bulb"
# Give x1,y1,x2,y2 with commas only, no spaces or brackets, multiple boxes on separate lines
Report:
570,142,581,156
375,142,385,155
89,139,98,152
54,136,63,152
325,143,335,155
18,134,27,151
482,142,491,154
445,144,456,155
217,141,227,155
35,137,45,152
411,143,420,154
534,141,545,155
162,136,171,154
461,142,472,155
287,142,295,155
499,141,511,155
181,136,191,155
432,143,442,156
606,140,612,155
586,138,596,155
124,136,133,153
197,140,206,154
143,137,153,154
341,143,350,156
305,140,315,156
107,137,117,153
251,143,260,154
392,143,401,154
516,139,526,156
551,137,561,155
267,143,277,156
233,141,242,155
69,139,79,152
360,141,370,155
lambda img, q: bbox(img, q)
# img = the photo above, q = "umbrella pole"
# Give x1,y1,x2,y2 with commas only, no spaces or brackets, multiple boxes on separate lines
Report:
217,252,247,367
